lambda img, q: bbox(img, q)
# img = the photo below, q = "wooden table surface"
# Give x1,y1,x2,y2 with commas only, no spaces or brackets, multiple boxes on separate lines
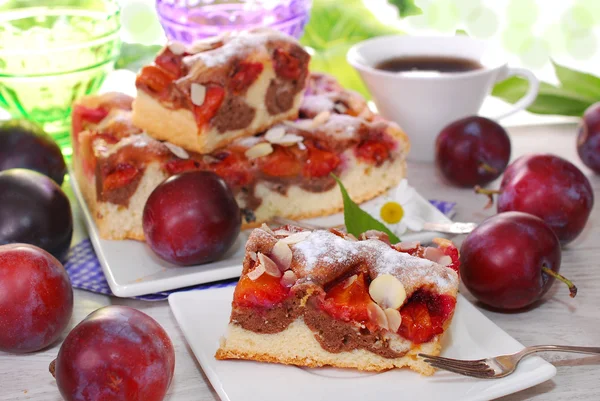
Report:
1,122,599,400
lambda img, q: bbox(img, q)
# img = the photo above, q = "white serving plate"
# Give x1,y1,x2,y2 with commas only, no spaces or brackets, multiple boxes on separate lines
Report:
70,172,453,298
169,287,556,401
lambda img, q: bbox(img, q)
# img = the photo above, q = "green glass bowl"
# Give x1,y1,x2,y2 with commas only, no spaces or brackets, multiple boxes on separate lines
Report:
0,0,122,155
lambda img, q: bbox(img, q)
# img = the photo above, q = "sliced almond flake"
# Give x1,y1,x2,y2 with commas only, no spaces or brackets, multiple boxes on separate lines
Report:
433,237,453,248
280,270,297,288
163,142,189,159
367,302,389,330
343,274,357,289
190,83,207,106
397,241,421,251
187,38,223,54
264,126,286,143
438,255,453,266
424,247,445,264
202,155,221,164
311,110,331,128
270,240,292,271
273,229,293,237
258,253,281,277
273,134,304,146
368,274,406,310
247,263,266,281
168,41,187,56
245,142,273,160
282,120,314,131
235,135,263,149
248,251,257,262
385,308,402,332
345,233,358,242
297,142,307,151
334,103,348,113
259,223,275,235
280,231,311,245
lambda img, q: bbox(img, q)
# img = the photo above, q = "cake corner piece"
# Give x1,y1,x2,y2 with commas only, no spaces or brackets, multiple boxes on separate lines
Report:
132,28,311,154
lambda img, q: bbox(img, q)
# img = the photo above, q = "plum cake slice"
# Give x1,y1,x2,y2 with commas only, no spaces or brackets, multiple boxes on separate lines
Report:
216,227,460,375
71,90,409,241
132,28,310,154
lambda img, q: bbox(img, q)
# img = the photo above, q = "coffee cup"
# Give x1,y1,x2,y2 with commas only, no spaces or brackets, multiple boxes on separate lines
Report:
347,35,539,162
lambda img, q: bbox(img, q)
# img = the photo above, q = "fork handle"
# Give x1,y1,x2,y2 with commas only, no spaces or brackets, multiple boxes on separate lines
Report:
520,345,600,358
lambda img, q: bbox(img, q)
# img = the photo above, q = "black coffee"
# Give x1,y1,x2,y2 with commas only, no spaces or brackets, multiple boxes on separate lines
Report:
375,56,483,73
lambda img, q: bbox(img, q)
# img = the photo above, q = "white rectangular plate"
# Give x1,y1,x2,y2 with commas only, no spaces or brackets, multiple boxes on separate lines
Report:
169,287,556,401
71,172,452,298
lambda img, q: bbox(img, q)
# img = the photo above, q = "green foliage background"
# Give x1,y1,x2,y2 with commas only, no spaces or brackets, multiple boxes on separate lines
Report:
298,0,404,97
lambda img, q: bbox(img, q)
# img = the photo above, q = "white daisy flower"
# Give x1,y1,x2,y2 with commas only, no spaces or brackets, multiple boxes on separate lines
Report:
365,179,424,236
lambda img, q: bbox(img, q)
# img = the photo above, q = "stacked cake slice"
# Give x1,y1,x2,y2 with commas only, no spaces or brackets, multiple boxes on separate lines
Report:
133,28,310,153
71,29,410,241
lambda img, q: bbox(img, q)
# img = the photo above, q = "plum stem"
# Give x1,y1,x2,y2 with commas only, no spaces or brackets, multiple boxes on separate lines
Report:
479,162,498,175
49,359,56,378
542,266,578,298
474,186,502,209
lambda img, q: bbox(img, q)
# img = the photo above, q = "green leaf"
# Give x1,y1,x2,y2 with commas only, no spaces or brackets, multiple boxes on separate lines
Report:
387,0,423,17
332,175,401,243
455,28,469,36
492,76,596,116
115,43,162,72
552,60,600,100
300,0,403,98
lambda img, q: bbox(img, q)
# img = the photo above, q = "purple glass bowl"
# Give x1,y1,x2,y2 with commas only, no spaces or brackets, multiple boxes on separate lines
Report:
156,0,312,44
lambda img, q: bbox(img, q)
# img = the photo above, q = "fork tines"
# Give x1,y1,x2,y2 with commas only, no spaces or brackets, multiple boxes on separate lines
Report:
418,354,497,379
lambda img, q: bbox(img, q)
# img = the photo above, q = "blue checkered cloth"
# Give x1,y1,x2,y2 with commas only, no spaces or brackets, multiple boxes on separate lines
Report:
64,199,455,301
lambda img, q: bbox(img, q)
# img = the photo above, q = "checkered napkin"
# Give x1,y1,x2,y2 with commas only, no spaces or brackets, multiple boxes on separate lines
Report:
64,199,456,301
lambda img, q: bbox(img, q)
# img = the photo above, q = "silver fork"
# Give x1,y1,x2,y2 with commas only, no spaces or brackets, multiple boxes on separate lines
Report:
419,345,600,379
270,216,477,234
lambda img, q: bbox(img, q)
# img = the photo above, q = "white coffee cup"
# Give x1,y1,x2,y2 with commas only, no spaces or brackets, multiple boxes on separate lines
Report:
347,35,539,162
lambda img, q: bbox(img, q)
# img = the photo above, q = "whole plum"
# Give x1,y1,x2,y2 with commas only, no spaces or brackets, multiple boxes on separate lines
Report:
477,154,593,244
51,306,175,401
460,212,576,311
0,244,73,353
577,102,600,173
0,169,73,260
143,171,241,265
435,116,511,187
0,119,66,185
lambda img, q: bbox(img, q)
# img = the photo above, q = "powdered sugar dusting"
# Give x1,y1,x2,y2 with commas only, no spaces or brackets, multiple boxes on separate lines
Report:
183,29,296,68
315,114,362,141
301,95,335,116
292,230,458,295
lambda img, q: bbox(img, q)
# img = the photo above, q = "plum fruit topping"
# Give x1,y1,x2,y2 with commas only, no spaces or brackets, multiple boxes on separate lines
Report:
398,289,456,344
435,116,511,187
233,271,290,309
0,119,66,185
143,170,241,266
460,211,577,311
577,102,600,173
0,169,73,261
476,154,593,244
320,273,372,324
50,306,175,401
0,244,73,353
